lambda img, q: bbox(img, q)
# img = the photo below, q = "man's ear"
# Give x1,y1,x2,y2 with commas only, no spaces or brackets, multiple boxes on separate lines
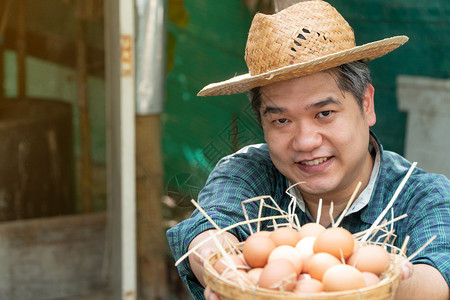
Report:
363,84,376,126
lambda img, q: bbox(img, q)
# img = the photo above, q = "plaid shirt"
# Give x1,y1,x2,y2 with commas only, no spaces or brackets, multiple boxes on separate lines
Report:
167,134,450,299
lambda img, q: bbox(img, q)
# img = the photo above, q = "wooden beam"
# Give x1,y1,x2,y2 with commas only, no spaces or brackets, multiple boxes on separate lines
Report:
3,27,105,78
0,39,4,100
75,4,93,213
136,114,168,298
16,0,26,98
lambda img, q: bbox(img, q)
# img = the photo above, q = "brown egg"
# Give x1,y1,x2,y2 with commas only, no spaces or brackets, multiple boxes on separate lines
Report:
294,278,324,294
268,245,303,274
313,227,354,260
270,227,300,247
243,235,276,268
304,252,341,281
361,271,381,287
221,268,248,284
295,236,316,266
258,259,297,291
247,268,263,285
347,244,391,275
297,273,311,281
245,230,272,241
322,264,365,292
298,223,326,240
213,254,247,275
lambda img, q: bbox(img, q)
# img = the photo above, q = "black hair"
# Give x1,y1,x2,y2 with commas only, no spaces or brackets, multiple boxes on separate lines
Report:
248,60,372,124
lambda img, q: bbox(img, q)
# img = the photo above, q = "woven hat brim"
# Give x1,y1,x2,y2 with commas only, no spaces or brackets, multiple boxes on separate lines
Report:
198,36,408,97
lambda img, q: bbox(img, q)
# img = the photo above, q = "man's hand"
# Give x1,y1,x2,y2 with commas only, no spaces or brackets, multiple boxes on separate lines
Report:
401,260,414,280
396,263,448,300
188,230,239,287
204,286,221,300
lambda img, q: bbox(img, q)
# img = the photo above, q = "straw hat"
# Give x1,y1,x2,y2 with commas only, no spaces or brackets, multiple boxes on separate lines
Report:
198,0,408,97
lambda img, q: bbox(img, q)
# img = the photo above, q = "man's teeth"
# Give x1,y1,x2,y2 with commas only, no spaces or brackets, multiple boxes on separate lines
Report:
300,157,329,166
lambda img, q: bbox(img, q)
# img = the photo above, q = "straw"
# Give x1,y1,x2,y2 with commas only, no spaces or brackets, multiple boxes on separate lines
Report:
407,235,436,261
329,201,334,227
191,199,221,230
334,181,362,227
316,198,322,224
352,214,407,240
360,162,417,243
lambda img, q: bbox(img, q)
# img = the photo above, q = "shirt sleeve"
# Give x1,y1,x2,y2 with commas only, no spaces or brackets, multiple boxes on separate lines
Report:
395,173,450,286
166,145,284,298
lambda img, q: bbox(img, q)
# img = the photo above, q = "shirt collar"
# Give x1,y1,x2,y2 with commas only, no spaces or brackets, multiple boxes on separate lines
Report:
288,133,381,220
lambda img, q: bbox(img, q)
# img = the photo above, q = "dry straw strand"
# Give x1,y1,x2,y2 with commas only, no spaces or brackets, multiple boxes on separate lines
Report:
407,235,436,262
352,214,407,240
400,235,410,257
335,181,362,227
316,198,323,224
361,162,417,243
191,199,221,230
329,201,335,227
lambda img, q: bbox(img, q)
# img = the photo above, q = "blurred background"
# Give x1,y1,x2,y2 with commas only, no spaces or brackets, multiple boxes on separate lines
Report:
0,0,448,299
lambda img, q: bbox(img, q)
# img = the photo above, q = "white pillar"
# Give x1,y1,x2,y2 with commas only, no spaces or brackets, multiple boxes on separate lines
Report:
104,0,137,298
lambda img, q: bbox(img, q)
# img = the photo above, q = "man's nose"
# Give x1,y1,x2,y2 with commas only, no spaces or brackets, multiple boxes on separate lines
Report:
290,126,322,152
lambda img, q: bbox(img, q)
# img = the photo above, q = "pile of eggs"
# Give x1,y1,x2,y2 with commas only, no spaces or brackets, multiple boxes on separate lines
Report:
212,223,393,294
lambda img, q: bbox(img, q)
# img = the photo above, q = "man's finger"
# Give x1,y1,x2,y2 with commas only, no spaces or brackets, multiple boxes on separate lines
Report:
401,260,414,280
199,248,215,264
204,286,220,300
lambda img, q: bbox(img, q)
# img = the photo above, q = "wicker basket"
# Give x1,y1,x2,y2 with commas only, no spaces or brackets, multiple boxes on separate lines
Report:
204,242,403,300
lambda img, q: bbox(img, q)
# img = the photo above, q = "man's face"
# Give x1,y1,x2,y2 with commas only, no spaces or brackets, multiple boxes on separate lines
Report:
259,71,376,202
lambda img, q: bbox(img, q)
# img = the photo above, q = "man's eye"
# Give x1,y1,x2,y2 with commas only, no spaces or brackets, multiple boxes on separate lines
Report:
318,111,332,118
275,118,288,124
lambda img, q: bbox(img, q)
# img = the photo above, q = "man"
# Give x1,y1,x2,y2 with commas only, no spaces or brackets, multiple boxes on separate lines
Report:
167,1,450,299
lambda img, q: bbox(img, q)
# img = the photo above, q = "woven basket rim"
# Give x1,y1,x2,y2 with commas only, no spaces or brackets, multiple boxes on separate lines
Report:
198,35,408,97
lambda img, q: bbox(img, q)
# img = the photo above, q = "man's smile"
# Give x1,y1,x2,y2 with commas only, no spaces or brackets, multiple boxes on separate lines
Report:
297,156,333,166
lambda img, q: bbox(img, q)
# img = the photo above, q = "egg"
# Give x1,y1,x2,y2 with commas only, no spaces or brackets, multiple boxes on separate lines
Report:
268,245,303,274
304,252,341,281
221,268,248,284
361,271,381,287
213,254,247,275
258,259,297,291
313,227,354,260
270,226,300,247
297,273,311,281
245,230,272,240
322,264,365,292
295,236,316,265
237,253,246,264
347,244,391,275
243,235,276,268
298,223,326,240
294,278,323,294
247,267,263,285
